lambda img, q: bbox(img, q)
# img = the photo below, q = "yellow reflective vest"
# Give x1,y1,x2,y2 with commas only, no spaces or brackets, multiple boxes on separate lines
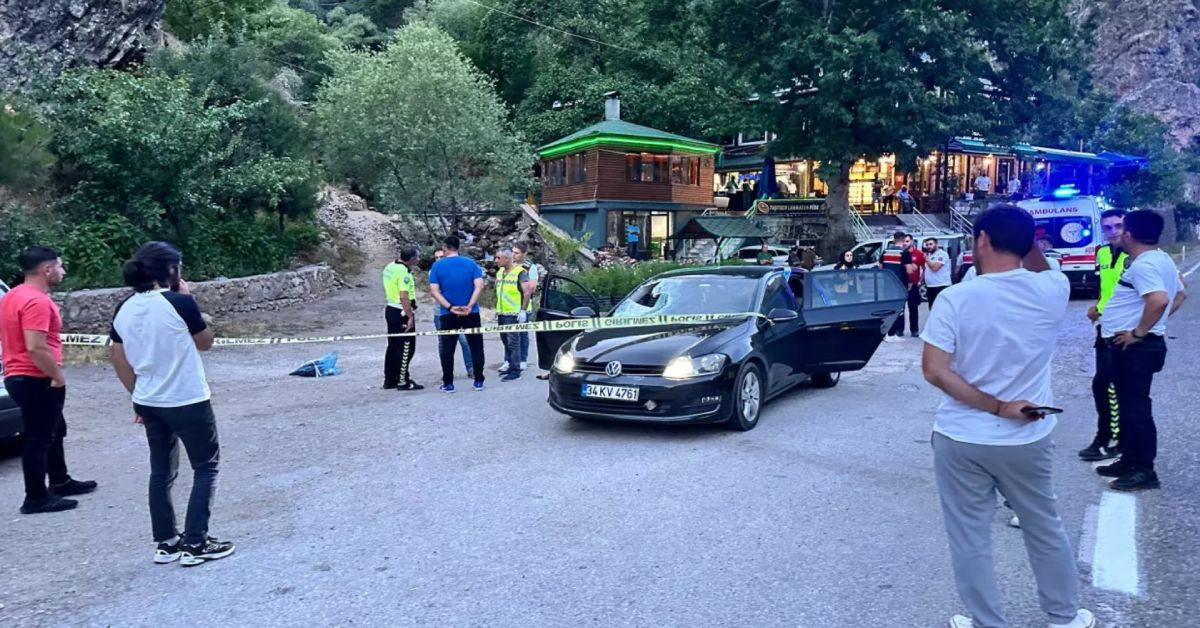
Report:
1096,245,1128,314
495,266,525,314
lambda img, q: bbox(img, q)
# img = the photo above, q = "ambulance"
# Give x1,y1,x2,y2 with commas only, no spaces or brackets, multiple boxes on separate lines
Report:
957,186,1107,295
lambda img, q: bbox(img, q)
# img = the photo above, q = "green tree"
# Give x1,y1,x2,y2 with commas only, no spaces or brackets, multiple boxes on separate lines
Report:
246,4,342,100
164,0,274,41
327,7,389,49
701,0,1087,254
0,94,53,191
314,23,532,226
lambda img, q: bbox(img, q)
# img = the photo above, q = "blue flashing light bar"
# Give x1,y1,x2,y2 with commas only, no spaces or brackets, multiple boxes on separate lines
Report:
1051,184,1081,199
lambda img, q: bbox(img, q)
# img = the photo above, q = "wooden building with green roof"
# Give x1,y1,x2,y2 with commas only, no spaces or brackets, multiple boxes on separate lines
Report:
535,92,719,258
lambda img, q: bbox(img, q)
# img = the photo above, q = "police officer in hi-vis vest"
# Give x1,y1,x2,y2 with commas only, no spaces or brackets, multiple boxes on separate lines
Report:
1079,209,1127,461
382,246,423,391
494,248,530,382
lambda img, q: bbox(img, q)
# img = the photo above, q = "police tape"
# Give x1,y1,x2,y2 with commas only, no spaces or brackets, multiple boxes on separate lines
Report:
61,312,766,348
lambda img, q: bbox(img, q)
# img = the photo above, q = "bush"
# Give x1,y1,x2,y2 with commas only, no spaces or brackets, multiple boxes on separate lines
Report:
574,261,696,301
0,204,63,286
0,94,53,191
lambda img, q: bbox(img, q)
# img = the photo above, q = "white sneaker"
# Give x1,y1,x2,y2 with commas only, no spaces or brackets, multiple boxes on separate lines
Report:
498,361,510,373
519,361,528,370
1053,609,1095,628
884,336,902,343
1008,514,1021,528
948,615,973,628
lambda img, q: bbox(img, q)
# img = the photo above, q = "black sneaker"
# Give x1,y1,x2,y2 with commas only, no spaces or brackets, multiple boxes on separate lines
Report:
154,539,182,564
20,495,79,514
48,478,98,496
1096,459,1131,477
501,371,521,382
1110,469,1160,492
180,537,236,567
1079,444,1120,462
381,381,399,390
397,380,425,391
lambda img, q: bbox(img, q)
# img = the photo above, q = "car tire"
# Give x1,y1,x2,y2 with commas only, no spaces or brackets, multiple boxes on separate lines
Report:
726,362,764,431
811,372,840,388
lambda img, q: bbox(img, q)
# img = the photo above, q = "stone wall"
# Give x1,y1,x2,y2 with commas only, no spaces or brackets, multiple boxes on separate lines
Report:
55,265,340,333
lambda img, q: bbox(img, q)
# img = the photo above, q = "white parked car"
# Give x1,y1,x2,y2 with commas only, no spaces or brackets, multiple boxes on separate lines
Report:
733,245,790,265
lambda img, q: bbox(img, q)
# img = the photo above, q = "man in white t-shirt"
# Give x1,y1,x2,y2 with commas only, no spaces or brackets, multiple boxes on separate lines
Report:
974,173,991,196
921,206,1094,628
1093,210,1188,491
110,242,236,568
922,237,952,306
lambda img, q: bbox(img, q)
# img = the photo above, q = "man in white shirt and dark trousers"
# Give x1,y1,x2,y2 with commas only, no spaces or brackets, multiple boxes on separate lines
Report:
1094,210,1187,491
109,242,235,567
921,206,1094,628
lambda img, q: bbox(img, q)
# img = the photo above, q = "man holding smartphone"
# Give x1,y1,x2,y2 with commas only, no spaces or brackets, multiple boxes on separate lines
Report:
1,247,97,514
110,242,234,567
921,206,1094,628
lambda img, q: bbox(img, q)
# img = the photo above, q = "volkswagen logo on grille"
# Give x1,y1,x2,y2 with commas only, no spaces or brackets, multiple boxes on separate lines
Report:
605,361,622,377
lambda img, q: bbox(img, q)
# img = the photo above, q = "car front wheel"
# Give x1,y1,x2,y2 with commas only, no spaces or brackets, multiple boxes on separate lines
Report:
811,372,840,388
726,362,763,431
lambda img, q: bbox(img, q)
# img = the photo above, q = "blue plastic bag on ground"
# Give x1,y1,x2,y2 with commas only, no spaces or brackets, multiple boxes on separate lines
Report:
289,351,341,378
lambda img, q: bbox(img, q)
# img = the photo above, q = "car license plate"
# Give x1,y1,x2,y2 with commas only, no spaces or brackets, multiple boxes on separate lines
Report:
581,383,640,402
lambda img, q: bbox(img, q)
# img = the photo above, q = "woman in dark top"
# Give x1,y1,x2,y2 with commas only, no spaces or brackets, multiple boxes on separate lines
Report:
833,250,856,270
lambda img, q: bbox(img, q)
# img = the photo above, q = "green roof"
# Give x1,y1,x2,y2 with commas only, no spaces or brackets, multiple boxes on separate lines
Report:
949,137,1012,156
537,119,719,157
676,216,769,240
1012,144,1111,166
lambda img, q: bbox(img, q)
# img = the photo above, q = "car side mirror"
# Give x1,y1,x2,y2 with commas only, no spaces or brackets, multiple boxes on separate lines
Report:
570,306,597,318
767,308,799,323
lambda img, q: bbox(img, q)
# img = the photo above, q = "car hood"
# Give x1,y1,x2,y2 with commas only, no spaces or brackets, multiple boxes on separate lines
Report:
569,321,748,366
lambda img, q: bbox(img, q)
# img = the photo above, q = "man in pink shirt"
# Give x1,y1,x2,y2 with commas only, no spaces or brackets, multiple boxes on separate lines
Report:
0,247,96,514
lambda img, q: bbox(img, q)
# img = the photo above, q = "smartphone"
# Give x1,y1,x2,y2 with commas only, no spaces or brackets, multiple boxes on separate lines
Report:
1021,405,1064,418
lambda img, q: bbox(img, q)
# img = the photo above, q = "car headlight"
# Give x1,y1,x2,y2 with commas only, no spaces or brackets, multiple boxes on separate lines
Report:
663,354,727,380
553,350,576,374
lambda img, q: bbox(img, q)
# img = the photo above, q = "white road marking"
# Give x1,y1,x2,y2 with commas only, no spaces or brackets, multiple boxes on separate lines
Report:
1092,491,1141,596
1183,260,1200,277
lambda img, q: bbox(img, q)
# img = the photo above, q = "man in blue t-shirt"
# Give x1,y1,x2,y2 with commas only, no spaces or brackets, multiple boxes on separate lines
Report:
428,236,486,392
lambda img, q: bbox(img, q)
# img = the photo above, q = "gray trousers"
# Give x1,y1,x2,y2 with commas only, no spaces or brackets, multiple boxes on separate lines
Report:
932,432,1079,628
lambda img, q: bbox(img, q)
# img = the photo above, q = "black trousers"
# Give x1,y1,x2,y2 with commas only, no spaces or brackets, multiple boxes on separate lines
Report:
4,376,70,502
135,400,220,545
1099,335,1167,471
889,282,910,336
1090,332,1119,447
384,306,416,386
439,312,485,386
906,284,923,334
926,285,947,309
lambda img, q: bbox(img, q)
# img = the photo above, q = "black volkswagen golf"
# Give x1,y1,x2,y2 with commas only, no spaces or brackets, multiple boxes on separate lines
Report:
536,266,906,430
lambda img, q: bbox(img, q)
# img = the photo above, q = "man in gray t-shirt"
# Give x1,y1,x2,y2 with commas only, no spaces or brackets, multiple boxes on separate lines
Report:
1093,210,1188,491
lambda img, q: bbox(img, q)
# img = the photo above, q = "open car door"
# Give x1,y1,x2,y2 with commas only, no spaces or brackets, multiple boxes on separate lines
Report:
799,269,906,373
535,274,602,371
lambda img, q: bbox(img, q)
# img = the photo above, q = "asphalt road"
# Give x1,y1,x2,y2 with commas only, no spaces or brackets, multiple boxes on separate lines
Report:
0,287,1195,627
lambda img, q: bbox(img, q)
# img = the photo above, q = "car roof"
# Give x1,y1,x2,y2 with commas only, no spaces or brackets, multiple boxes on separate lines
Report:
657,265,779,279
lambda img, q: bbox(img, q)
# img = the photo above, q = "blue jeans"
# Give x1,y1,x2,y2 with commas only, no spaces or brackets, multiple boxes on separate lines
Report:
518,312,532,363
433,311,471,373
498,314,521,374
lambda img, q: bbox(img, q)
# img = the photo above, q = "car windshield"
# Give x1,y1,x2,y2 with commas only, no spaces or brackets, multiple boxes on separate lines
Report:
612,275,759,317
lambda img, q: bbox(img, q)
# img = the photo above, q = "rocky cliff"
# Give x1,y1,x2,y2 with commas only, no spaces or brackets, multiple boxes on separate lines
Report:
1075,0,1200,147
0,0,165,92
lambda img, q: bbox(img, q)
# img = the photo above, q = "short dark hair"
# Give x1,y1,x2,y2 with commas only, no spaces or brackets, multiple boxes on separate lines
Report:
399,246,420,262
1123,210,1163,245
123,241,183,293
512,241,529,254
923,237,937,245
973,204,1034,258
892,231,907,241
18,246,60,273
1100,208,1127,221
443,236,460,251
